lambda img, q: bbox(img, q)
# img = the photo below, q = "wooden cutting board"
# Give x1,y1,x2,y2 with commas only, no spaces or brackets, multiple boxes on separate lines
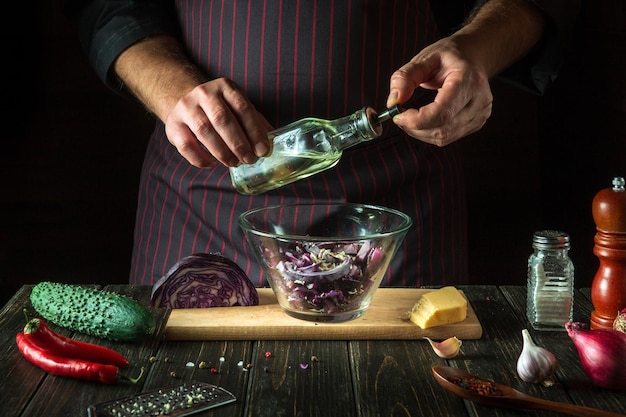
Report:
164,288,482,341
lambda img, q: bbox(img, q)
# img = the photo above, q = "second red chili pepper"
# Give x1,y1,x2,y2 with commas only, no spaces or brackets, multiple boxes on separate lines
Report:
23,317,129,368
16,333,143,384
17,313,142,384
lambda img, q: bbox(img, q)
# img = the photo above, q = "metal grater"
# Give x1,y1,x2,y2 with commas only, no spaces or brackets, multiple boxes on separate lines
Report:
87,382,236,417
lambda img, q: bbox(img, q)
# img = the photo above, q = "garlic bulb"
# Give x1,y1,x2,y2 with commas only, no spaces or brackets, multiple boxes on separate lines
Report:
424,336,462,359
517,329,558,384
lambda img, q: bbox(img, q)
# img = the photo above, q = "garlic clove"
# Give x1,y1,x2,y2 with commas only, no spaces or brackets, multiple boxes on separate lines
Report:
424,336,462,358
517,329,558,384
613,308,626,334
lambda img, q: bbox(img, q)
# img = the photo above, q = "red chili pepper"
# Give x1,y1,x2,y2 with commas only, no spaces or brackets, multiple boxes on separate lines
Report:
18,332,117,383
23,318,129,367
16,333,143,384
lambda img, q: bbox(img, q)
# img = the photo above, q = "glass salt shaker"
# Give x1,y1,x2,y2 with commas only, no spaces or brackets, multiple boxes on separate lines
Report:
527,230,574,330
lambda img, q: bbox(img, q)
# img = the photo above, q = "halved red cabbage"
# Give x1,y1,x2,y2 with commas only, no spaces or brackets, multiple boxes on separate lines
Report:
150,253,259,308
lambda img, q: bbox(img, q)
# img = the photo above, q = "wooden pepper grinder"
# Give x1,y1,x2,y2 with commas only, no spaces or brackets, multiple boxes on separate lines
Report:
590,176,626,330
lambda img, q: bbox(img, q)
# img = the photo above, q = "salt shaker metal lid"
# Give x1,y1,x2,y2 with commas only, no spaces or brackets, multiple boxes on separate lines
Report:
532,230,570,250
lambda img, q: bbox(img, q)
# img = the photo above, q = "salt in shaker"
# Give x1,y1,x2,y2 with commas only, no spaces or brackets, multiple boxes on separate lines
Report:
527,230,574,330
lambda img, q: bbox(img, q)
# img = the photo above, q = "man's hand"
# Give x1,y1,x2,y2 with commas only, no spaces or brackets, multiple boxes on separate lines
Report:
114,36,272,168
165,78,272,168
387,38,493,146
386,0,545,146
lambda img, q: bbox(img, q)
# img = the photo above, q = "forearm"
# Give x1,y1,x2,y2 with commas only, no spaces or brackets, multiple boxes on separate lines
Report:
453,0,546,78
113,35,208,122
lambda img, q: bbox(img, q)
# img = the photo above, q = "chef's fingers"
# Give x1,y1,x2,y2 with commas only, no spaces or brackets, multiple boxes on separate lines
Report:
164,78,274,168
198,79,272,165
394,69,492,146
387,58,435,108
165,111,221,168
395,96,492,146
218,80,273,158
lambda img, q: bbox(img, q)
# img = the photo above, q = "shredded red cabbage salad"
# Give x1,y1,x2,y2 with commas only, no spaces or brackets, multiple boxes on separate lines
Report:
151,253,259,308
268,241,386,314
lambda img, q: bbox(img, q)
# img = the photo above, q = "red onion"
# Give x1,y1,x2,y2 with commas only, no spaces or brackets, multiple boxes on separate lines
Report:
151,253,259,308
613,308,626,334
565,321,626,391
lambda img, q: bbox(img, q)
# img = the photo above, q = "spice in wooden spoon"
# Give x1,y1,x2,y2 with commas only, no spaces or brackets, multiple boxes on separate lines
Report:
431,365,623,417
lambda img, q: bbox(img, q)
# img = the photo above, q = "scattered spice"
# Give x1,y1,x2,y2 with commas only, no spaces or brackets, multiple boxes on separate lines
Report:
451,376,501,396
246,363,253,369
149,356,158,364
164,357,172,363
216,356,225,373
311,355,319,362
169,370,180,379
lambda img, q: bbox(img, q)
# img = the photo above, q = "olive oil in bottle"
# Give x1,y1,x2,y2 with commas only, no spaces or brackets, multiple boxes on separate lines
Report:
229,106,401,194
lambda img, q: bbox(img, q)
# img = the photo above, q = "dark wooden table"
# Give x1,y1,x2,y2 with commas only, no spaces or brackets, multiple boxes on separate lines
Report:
2,285,625,417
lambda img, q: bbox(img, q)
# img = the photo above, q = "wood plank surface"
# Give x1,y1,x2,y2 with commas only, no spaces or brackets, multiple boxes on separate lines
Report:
500,286,626,414
4,285,626,417
164,288,482,341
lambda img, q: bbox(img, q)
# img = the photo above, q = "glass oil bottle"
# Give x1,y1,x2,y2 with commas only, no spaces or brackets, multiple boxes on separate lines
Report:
229,106,402,194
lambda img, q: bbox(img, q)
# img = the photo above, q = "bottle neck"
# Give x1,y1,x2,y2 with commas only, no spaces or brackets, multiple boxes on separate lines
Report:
332,107,382,150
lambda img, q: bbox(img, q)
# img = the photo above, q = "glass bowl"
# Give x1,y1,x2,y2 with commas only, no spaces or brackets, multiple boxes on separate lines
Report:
239,202,412,322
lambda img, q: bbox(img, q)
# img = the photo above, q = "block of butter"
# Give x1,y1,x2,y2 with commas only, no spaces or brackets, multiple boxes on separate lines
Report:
409,286,467,329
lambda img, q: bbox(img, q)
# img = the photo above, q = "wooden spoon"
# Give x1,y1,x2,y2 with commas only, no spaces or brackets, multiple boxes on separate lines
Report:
431,365,623,417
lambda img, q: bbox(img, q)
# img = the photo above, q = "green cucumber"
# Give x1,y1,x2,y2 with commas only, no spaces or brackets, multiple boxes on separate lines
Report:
30,281,155,342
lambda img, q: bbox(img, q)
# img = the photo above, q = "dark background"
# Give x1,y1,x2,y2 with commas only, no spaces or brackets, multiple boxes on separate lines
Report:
1,1,624,307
